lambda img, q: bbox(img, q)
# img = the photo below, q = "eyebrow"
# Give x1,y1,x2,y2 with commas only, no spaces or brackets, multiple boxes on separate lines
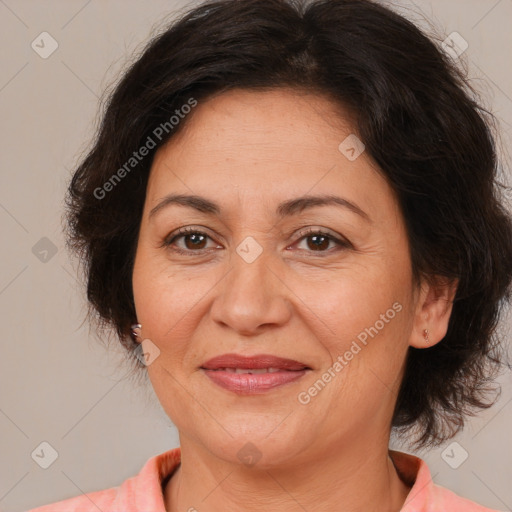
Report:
149,193,371,222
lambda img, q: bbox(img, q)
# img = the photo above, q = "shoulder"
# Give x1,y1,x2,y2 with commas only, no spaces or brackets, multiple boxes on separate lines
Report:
390,450,504,512
427,482,505,512
25,447,182,512
25,486,118,512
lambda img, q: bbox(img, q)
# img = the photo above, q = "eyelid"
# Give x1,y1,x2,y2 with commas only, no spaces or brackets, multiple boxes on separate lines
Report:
291,226,353,251
161,225,220,249
162,225,352,253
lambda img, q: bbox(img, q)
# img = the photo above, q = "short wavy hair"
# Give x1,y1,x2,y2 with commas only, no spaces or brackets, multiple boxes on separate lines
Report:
66,0,512,447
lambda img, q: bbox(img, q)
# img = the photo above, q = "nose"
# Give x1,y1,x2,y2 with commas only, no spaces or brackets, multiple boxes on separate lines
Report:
209,244,293,336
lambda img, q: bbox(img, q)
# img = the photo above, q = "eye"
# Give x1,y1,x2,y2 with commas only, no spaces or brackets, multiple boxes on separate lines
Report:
162,226,352,256
162,227,220,254
292,228,352,254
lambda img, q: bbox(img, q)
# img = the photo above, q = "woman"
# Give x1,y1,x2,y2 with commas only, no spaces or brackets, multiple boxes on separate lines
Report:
28,0,512,510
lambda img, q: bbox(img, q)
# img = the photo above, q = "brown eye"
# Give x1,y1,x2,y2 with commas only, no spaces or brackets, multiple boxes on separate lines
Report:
164,227,217,253
181,232,208,250
294,229,352,254
304,233,331,251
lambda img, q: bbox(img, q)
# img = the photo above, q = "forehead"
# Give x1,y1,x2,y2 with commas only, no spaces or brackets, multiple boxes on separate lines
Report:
144,87,395,222
165,87,353,153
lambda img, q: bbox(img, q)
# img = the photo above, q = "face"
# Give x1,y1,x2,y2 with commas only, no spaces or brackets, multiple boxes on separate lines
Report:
132,88,421,468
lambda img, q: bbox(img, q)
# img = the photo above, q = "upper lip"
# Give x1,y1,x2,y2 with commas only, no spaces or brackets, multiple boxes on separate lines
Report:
201,353,311,371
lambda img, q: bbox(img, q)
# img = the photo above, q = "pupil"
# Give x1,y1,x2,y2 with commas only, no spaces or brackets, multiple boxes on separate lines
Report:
186,233,205,249
309,235,328,251
182,233,330,251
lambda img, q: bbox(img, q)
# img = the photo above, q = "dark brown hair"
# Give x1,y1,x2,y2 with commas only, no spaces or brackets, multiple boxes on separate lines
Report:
66,0,512,447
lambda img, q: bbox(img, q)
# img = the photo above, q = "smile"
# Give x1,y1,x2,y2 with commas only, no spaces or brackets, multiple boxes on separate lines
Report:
201,367,310,394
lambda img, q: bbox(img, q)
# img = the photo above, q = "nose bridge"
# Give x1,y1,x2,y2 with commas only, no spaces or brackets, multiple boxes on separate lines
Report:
232,236,271,291
227,236,275,306
210,235,291,333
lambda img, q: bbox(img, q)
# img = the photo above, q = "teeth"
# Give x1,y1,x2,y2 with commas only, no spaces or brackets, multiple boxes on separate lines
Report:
236,368,268,374
217,367,284,374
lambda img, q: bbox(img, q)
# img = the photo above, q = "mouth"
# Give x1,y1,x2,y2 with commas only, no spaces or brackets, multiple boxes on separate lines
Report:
200,353,311,371
205,367,306,374
200,353,312,394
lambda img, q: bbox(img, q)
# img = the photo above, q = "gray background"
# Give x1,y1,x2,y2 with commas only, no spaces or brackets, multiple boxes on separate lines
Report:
0,1,511,511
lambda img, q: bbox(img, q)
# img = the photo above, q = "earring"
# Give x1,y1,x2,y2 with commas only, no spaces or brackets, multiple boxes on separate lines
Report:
131,323,142,338
423,328,430,344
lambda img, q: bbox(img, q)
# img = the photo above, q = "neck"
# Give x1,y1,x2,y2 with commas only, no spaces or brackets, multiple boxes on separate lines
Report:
164,435,411,512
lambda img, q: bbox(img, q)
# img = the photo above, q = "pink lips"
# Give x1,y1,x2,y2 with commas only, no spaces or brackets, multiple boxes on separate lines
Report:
200,353,311,394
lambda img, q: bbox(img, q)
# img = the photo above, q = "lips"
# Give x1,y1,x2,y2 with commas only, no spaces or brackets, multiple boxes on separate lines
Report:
200,353,311,394
200,353,311,371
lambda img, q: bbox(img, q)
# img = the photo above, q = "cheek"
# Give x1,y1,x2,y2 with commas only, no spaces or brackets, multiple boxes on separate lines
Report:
132,253,207,418
133,242,176,311
132,248,215,357
298,278,410,421
299,262,407,337
296,258,412,395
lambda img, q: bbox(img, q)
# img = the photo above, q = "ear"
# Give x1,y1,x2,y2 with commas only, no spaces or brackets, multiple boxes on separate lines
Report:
131,323,142,343
409,275,458,349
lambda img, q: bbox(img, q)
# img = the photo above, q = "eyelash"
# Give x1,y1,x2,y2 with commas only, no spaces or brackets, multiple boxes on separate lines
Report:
162,226,352,256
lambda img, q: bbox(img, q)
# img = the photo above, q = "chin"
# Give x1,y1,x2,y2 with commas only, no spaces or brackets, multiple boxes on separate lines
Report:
197,430,308,470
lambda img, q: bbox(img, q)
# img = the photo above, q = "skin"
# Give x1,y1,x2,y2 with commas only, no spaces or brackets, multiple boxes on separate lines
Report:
131,88,458,512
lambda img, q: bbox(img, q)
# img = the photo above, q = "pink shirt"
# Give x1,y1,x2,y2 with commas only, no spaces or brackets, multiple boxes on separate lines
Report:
26,447,502,511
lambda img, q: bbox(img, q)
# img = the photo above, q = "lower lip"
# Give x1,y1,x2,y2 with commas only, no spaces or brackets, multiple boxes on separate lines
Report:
201,368,309,394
